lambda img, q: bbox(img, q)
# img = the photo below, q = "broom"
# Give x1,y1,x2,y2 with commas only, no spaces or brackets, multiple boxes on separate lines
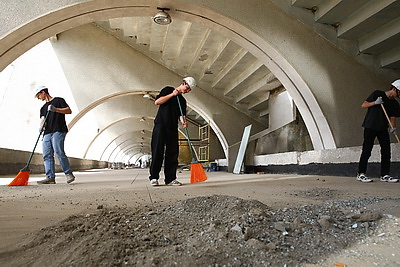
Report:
177,96,207,183
381,104,400,143
8,110,50,186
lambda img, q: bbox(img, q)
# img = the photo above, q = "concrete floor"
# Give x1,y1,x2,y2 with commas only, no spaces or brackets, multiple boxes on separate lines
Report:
0,168,399,251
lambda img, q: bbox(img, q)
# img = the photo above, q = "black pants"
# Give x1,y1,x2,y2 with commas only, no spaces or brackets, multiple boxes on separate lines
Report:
358,127,391,176
149,125,178,184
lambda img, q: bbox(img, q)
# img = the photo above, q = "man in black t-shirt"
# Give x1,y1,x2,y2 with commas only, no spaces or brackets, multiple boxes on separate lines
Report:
149,77,196,186
34,85,75,185
357,79,400,183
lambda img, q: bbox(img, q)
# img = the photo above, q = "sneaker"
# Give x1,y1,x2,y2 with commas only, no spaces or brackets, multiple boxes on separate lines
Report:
166,180,182,186
66,173,75,184
37,177,56,184
356,173,372,183
150,179,159,186
380,175,399,183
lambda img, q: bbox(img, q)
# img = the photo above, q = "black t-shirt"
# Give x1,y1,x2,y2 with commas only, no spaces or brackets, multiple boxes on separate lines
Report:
154,86,187,130
40,97,69,134
362,90,400,131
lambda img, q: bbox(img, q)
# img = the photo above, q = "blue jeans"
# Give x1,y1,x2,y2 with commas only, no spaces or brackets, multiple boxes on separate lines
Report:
42,132,73,179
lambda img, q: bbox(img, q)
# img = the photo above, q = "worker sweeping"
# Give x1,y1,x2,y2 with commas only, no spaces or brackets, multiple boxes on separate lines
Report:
148,77,196,186
357,79,400,183
34,85,75,185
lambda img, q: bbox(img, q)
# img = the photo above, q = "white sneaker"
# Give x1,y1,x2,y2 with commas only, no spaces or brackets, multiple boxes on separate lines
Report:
150,179,159,186
356,173,372,183
380,175,399,183
166,180,182,186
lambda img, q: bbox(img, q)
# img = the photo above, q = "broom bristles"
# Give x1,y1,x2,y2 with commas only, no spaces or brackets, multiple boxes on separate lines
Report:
8,170,30,186
190,163,207,184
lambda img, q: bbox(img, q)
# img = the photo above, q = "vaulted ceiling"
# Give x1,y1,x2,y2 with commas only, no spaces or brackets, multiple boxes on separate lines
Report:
292,0,400,70
95,18,279,127
92,0,400,135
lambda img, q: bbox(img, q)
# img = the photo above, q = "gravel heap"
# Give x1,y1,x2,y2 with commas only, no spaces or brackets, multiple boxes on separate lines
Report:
3,195,398,266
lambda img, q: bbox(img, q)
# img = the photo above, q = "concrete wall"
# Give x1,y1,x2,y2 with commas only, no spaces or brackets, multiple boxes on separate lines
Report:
0,148,108,175
254,112,313,155
249,144,400,177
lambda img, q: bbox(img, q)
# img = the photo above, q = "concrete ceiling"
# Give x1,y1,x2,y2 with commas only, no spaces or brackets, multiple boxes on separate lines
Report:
85,0,400,161
291,0,400,69
95,18,279,127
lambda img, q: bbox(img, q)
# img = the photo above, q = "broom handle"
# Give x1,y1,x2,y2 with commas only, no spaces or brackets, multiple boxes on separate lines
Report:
25,110,50,168
381,104,400,143
176,96,198,162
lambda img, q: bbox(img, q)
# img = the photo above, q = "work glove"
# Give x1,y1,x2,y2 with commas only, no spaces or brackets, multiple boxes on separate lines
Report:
374,97,383,105
390,127,397,134
48,104,56,112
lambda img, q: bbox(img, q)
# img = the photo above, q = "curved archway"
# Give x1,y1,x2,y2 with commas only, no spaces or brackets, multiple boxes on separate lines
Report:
105,132,151,162
67,90,157,129
105,136,147,162
73,91,229,160
100,130,151,161
82,116,153,159
0,0,335,154
112,144,150,163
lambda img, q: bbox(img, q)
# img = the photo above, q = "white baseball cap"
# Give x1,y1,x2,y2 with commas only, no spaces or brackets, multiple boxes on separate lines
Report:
392,79,400,90
183,77,196,89
34,85,47,97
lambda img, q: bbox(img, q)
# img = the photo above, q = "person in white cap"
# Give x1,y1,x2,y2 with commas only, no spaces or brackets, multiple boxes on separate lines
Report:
148,77,196,186
357,79,400,183
34,85,75,184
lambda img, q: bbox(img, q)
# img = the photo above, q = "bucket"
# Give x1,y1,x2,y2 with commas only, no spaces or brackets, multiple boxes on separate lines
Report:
210,162,217,172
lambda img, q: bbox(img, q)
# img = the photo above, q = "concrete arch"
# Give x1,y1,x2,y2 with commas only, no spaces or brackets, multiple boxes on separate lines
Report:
83,116,153,159
113,145,150,163
128,153,147,164
67,90,158,129
0,3,154,71
100,130,151,161
105,134,145,162
74,91,228,160
170,6,335,150
0,0,335,154
105,133,151,162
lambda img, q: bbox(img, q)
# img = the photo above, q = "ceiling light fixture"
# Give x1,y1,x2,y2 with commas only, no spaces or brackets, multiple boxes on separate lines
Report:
153,8,171,25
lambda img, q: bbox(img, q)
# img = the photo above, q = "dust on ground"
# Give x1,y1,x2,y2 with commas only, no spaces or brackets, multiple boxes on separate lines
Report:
1,193,399,266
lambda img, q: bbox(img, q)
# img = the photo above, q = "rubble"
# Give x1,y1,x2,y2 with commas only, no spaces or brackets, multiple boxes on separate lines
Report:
2,194,398,266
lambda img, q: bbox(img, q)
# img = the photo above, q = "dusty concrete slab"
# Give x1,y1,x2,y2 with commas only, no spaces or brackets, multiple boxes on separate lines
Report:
0,168,399,266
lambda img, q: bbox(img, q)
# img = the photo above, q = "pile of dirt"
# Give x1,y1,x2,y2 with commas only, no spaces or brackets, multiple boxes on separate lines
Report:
1,195,398,266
